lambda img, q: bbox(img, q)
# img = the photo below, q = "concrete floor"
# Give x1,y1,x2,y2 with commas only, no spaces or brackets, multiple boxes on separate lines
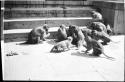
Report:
2,35,124,81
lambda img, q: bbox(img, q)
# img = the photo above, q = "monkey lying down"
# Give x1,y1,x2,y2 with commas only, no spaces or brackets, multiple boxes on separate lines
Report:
50,37,74,53
82,31,115,60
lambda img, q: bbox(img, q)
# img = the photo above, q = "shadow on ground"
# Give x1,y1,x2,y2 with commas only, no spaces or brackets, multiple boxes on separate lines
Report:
71,51,105,58
71,51,116,61
71,51,99,58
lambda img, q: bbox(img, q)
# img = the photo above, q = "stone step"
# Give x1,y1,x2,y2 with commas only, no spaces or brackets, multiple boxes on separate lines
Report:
5,0,91,8
4,26,87,42
4,17,98,30
4,7,95,19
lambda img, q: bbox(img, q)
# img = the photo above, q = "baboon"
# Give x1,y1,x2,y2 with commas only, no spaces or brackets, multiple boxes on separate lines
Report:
57,24,68,42
50,37,73,53
26,24,49,44
83,31,115,60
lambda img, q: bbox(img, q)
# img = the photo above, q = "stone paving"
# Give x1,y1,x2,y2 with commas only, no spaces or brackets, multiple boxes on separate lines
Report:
2,35,124,81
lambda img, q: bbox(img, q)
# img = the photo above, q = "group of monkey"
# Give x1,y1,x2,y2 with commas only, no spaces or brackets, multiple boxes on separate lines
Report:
25,10,116,60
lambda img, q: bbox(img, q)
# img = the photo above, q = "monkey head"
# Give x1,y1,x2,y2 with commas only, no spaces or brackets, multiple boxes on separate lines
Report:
91,11,102,20
43,24,49,34
91,22,103,32
60,24,66,29
67,36,73,42
68,25,75,36
91,30,98,35
91,11,97,18
90,22,96,30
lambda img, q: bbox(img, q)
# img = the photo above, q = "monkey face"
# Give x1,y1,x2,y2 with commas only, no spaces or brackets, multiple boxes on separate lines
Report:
90,22,96,30
43,24,49,34
68,25,74,36
67,37,73,42
91,30,97,35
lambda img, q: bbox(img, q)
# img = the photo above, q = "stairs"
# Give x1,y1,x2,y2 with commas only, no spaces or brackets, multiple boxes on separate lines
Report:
4,0,97,42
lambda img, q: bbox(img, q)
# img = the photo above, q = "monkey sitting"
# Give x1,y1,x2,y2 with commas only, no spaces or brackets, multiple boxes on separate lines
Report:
50,37,73,53
26,24,50,44
56,24,68,42
91,30,111,45
68,25,85,49
73,25,85,49
67,25,78,46
83,31,115,60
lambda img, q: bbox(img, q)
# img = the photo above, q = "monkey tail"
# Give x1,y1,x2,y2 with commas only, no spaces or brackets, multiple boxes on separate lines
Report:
110,40,120,43
102,52,115,61
94,47,115,61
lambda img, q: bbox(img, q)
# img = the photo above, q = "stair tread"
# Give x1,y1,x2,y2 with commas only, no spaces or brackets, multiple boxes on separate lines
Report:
4,26,86,34
4,17,93,22
5,7,95,11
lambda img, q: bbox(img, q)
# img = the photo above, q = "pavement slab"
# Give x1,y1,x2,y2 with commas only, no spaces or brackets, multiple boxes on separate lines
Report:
2,35,124,81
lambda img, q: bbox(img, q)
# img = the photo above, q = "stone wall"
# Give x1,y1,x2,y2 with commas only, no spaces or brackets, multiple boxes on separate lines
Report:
92,1,124,34
1,1,4,40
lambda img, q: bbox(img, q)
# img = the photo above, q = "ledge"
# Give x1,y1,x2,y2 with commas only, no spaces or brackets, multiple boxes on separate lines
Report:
4,17,93,22
91,0,124,10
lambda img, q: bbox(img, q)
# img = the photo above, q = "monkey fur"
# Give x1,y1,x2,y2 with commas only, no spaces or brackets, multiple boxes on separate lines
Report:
50,37,73,53
68,25,85,49
26,24,49,44
88,22,107,33
91,11,103,20
57,24,68,42
83,31,115,60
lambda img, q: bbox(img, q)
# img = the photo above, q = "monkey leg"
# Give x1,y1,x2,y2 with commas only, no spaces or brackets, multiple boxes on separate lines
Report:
101,38,110,45
36,36,41,43
92,49,102,56
77,40,84,49
84,45,92,54
50,46,59,53
40,33,46,41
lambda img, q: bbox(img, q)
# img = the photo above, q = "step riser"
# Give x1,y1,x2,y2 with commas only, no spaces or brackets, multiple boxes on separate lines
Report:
4,31,57,42
5,11,91,19
4,19,94,30
5,0,91,8
5,8,93,19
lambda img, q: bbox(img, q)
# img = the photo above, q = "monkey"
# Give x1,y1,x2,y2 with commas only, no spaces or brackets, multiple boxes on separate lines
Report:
82,31,115,60
26,24,49,44
73,25,85,49
88,22,107,33
91,30,119,45
103,20,112,35
56,24,68,42
50,37,73,53
91,11,103,21
68,25,85,49
67,25,78,46
81,27,92,36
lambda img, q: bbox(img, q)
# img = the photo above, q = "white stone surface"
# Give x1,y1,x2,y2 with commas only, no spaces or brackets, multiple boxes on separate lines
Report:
2,35,124,81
